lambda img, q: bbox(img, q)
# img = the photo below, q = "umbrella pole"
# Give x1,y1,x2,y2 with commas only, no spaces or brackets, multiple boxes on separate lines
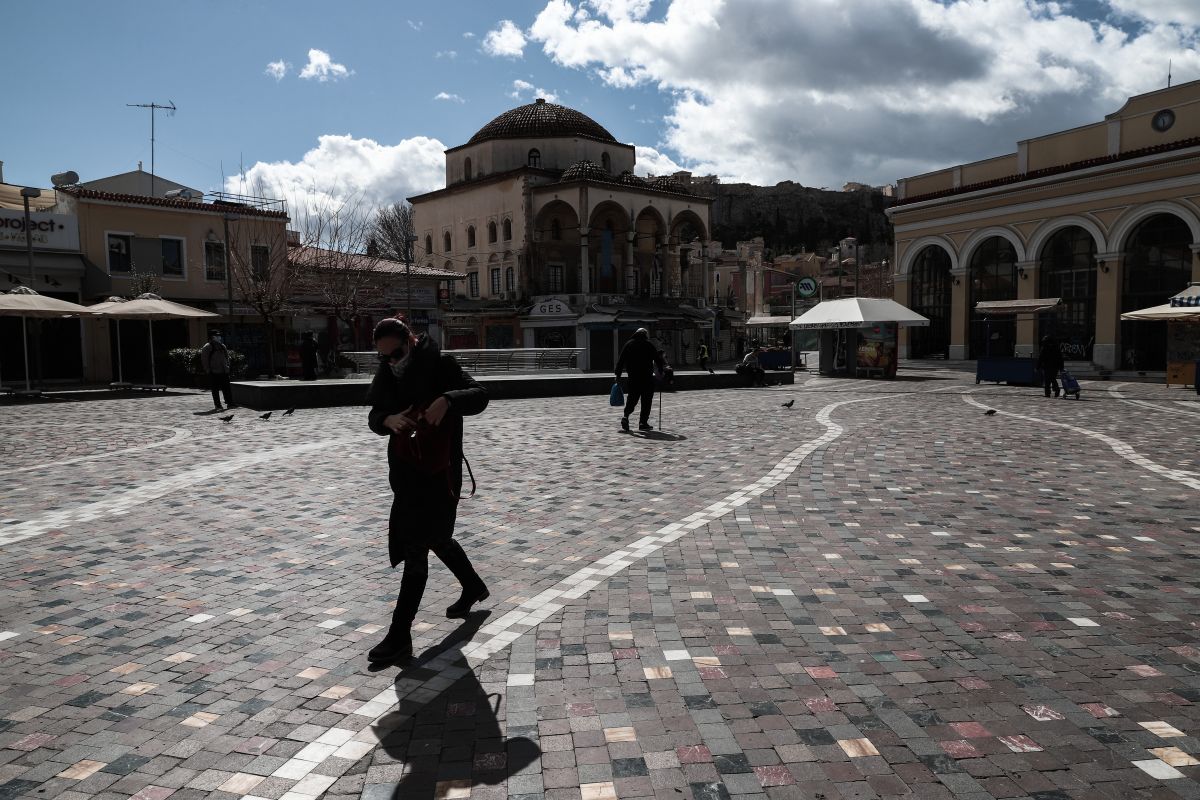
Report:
148,319,156,386
22,317,31,393
116,320,125,384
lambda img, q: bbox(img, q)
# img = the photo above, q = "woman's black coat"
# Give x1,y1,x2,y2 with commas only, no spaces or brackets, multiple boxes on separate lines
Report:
367,336,488,566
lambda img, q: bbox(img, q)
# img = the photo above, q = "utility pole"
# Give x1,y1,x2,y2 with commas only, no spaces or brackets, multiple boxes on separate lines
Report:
223,214,239,346
403,234,417,322
127,101,176,197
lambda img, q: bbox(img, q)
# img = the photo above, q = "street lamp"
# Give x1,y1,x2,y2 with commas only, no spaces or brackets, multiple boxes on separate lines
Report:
20,188,41,283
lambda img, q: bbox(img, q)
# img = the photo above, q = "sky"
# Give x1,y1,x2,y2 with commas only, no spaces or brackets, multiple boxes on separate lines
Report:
4,0,1199,210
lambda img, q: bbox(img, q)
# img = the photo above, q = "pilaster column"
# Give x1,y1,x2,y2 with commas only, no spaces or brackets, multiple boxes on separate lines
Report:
1015,260,1039,357
700,243,709,305
1191,243,1200,283
657,236,668,297
580,228,590,295
1093,252,1123,370
626,231,636,293
949,269,969,360
893,275,910,358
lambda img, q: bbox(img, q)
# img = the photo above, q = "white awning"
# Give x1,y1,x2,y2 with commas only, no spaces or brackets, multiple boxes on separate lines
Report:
745,315,793,326
974,298,1062,315
789,298,930,329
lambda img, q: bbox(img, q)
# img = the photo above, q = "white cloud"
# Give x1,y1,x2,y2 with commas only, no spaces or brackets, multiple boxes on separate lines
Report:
264,60,290,81
230,134,446,215
434,92,466,103
527,0,1200,187
298,48,352,82
633,145,684,176
483,20,527,58
435,49,458,59
407,19,424,31
463,31,476,39
510,79,558,103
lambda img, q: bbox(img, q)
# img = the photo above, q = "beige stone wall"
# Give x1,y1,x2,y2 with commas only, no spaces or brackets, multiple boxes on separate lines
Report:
1026,122,1107,171
960,154,1019,185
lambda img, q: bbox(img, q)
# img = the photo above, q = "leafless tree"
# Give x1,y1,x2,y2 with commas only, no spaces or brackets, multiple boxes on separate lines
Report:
126,267,160,298
370,202,416,265
226,203,297,378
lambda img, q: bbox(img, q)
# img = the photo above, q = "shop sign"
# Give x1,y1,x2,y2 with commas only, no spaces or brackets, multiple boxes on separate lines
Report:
382,285,437,308
530,295,573,316
796,276,818,298
0,210,79,251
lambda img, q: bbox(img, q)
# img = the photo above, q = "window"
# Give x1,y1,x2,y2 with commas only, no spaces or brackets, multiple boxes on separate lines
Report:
488,221,497,244
505,266,514,292
549,264,564,293
443,232,452,252
528,148,541,168
425,235,432,255
625,267,639,293
161,238,184,278
601,152,611,173
251,244,271,281
464,157,472,181
503,218,512,241
467,225,476,248
468,272,480,298
107,233,132,273
491,268,501,295
551,218,562,241
204,241,227,282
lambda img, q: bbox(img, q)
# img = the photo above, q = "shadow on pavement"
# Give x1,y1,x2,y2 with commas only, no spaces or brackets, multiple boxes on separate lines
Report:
626,430,688,441
371,611,541,799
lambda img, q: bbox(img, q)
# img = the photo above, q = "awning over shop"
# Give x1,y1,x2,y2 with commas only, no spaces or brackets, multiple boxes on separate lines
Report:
745,315,794,326
789,298,930,329
0,250,87,275
974,297,1062,315
1121,282,1200,321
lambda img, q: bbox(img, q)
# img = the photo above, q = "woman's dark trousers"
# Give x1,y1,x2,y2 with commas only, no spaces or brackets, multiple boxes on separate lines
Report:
391,539,483,627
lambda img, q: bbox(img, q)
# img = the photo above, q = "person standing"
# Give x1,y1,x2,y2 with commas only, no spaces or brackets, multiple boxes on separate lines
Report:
300,330,318,381
615,328,665,432
200,331,232,410
698,342,714,373
1038,335,1064,398
366,317,490,665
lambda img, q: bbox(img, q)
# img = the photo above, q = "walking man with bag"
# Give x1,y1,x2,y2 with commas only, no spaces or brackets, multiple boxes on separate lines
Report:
615,328,666,432
1038,335,1064,398
200,331,233,410
366,317,490,665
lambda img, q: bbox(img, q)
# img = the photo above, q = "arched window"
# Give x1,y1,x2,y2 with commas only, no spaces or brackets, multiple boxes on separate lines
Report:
464,157,473,181
443,232,452,252
601,152,611,173
1121,214,1192,369
528,148,541,168
424,235,432,255
550,218,562,241
505,266,514,292
488,221,497,244
503,218,512,241
968,237,1018,359
467,225,476,248
908,246,953,359
1039,227,1097,361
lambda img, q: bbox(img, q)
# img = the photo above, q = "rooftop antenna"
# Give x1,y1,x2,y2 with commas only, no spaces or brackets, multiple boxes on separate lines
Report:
1168,59,1172,88
126,100,177,198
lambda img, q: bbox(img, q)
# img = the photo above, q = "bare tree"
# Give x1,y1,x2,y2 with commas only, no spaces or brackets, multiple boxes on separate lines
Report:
126,267,160,298
226,205,296,379
370,202,416,265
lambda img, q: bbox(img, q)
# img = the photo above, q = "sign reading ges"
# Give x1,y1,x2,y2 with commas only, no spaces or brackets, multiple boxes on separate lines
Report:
530,296,573,316
0,210,80,252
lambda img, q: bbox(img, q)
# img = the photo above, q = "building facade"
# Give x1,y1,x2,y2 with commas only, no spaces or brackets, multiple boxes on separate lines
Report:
409,99,714,370
889,80,1200,369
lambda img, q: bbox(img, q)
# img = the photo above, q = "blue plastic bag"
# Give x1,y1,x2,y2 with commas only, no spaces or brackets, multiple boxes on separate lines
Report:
609,381,624,407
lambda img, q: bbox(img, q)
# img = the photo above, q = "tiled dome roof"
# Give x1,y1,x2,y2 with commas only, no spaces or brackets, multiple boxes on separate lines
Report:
469,99,617,145
616,170,648,187
560,160,610,182
648,175,687,193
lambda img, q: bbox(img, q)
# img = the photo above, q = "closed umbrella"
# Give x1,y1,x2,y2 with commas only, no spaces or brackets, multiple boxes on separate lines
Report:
0,286,97,393
90,293,218,388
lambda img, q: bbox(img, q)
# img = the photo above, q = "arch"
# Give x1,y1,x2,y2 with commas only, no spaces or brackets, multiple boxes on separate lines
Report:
443,231,452,253
959,226,1025,268
907,245,954,359
1038,226,1098,360
1027,215,1107,261
502,218,512,241
1109,200,1200,252
487,220,497,244
424,234,433,255
669,208,708,244
633,204,668,232
531,200,581,295
967,235,1020,359
467,225,476,248
589,200,631,293
1120,213,1194,369
527,148,541,168
897,235,959,277
464,157,473,181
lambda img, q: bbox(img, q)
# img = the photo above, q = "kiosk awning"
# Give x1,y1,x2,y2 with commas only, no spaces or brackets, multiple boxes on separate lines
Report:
789,298,930,330
974,298,1062,315
746,315,794,326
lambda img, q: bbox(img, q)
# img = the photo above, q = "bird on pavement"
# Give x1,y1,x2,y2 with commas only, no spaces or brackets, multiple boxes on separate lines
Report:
219,414,235,423
259,411,272,421
283,408,295,416
781,399,795,408
984,409,997,416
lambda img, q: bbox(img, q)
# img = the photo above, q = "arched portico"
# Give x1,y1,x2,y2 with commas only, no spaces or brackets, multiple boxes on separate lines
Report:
588,200,631,294
1027,215,1107,261
531,200,581,295
669,209,709,299
959,226,1026,268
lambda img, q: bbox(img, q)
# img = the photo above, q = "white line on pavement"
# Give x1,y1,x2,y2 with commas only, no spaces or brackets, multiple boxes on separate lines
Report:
961,395,1200,491
0,426,204,476
1106,383,1200,417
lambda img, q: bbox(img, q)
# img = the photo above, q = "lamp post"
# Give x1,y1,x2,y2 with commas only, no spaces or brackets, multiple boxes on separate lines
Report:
20,187,42,388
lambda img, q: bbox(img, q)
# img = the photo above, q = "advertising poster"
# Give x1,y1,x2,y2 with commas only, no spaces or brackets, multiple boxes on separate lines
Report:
856,322,898,376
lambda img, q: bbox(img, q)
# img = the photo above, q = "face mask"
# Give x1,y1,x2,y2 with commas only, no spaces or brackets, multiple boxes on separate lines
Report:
214,336,223,344
387,344,411,377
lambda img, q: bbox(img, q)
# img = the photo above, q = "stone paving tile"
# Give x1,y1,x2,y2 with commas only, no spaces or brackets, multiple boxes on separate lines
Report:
1,374,1198,799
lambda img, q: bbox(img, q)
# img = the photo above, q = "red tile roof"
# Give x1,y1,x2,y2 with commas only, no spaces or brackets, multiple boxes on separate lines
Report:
60,187,289,219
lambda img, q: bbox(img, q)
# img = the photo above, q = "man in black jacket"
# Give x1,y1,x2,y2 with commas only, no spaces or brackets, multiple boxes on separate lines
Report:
615,328,666,432
366,317,490,664
1037,335,1064,398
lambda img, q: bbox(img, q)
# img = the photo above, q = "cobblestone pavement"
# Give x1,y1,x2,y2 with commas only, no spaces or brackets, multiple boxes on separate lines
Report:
0,372,1198,800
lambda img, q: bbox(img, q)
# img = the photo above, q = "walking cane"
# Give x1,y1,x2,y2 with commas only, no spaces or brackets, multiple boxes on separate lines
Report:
658,384,663,430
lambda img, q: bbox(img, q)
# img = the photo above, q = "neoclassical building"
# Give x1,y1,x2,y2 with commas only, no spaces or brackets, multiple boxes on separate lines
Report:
889,80,1200,370
409,99,712,370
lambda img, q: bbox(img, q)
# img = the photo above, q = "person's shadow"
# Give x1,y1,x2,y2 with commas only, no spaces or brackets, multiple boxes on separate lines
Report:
371,611,541,799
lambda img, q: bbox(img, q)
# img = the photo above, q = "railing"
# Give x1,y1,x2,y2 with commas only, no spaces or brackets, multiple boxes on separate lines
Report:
344,348,583,375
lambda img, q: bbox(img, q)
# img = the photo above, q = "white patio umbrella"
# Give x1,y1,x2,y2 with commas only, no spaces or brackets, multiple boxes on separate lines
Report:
1120,282,1200,321
789,297,931,329
87,297,132,386
89,293,218,388
0,286,97,392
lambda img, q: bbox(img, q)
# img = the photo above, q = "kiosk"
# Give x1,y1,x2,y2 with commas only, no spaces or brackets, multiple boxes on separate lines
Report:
973,298,1062,385
790,298,929,378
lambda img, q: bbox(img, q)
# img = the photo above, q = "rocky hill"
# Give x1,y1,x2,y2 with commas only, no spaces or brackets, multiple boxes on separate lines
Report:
689,181,896,258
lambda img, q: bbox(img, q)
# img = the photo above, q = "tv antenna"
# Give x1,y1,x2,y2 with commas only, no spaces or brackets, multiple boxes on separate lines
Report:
126,100,177,198
1168,59,1173,88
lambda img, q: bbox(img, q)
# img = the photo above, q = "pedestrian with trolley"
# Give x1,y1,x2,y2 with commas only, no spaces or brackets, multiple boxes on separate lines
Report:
1037,335,1064,398
201,331,233,410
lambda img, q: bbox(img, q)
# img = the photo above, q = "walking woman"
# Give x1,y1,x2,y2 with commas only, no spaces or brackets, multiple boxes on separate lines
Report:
366,317,490,664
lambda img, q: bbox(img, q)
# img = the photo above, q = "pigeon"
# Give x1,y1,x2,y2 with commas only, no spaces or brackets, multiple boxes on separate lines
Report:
259,411,272,421
219,414,235,423
781,399,794,408
984,409,997,416
283,408,295,416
